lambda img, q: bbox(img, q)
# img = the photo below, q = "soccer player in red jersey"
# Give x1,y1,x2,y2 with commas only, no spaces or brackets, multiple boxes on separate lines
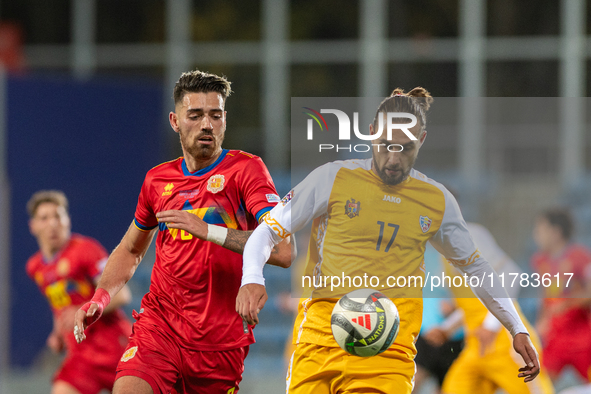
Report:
26,190,132,394
532,208,591,383
74,70,293,394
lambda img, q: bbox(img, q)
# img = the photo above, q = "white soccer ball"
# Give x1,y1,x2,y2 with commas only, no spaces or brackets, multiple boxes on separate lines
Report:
331,288,400,357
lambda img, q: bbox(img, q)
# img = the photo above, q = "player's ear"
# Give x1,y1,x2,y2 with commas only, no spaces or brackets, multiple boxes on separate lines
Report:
169,111,180,133
369,123,374,135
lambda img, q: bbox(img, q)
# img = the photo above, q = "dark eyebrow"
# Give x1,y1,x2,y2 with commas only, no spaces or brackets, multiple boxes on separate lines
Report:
186,108,223,114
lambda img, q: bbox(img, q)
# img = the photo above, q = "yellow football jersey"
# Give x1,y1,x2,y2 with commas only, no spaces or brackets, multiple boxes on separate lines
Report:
266,159,481,360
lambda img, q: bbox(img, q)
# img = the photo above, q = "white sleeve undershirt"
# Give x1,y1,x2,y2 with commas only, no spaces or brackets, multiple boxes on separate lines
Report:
456,257,528,337
241,222,283,286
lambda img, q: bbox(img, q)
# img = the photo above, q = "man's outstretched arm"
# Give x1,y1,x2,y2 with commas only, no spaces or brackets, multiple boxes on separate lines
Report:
455,258,540,382
155,210,293,268
74,222,155,343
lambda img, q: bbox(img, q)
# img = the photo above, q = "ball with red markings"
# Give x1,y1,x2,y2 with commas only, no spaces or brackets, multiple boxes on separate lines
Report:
331,288,400,357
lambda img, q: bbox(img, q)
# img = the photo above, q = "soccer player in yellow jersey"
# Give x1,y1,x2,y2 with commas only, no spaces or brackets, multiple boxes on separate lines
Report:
237,88,541,393
426,222,554,394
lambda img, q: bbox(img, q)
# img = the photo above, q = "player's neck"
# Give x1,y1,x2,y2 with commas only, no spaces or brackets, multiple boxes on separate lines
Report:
184,149,223,173
39,241,68,262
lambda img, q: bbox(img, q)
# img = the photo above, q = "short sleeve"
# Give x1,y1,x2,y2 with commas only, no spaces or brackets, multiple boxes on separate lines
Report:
429,187,479,266
82,238,110,280
238,156,280,223
134,173,158,231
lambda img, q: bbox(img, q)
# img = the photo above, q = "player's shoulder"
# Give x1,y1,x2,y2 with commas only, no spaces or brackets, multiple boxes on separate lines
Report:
314,158,372,178
567,244,591,260
145,157,183,177
25,251,43,275
466,222,490,237
68,234,107,253
223,150,266,167
332,158,371,171
408,168,449,196
225,149,261,160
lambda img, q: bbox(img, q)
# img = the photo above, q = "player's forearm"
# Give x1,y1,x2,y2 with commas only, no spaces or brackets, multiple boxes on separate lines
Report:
456,258,528,337
222,228,291,268
96,222,154,299
96,245,140,298
241,222,284,286
102,284,131,314
223,229,253,254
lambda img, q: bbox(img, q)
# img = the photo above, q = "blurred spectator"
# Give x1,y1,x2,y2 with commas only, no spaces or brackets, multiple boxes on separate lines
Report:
532,208,591,383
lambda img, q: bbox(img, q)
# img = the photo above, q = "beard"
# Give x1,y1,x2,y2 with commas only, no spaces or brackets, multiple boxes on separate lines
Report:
372,155,416,186
178,128,224,161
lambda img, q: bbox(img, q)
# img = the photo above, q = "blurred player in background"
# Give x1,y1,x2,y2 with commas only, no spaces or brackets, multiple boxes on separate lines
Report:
26,190,132,394
237,88,541,393
425,221,554,394
413,242,464,394
414,286,463,393
74,69,293,394
532,208,591,383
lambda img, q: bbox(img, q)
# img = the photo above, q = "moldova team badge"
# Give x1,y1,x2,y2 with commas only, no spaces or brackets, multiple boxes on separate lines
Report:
345,198,361,218
419,215,432,233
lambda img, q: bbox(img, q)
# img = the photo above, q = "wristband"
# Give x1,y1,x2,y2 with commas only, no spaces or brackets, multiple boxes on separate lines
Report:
91,288,111,308
80,288,111,324
206,224,228,246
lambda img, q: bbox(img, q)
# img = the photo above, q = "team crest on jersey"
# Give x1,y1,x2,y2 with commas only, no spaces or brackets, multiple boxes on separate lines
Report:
162,183,174,196
419,216,432,233
120,346,138,362
56,258,70,276
345,199,361,218
207,174,225,193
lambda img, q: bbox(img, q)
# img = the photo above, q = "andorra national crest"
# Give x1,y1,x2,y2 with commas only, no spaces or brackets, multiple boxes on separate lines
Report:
345,198,361,218
207,174,225,194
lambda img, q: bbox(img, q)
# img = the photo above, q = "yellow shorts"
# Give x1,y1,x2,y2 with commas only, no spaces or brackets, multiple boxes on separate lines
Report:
286,343,415,394
442,335,554,394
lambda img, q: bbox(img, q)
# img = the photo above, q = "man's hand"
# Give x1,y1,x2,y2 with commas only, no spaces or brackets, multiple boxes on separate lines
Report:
56,306,78,336
73,288,110,344
156,210,208,240
423,327,447,347
46,330,64,353
475,326,497,356
236,284,268,325
513,333,540,382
